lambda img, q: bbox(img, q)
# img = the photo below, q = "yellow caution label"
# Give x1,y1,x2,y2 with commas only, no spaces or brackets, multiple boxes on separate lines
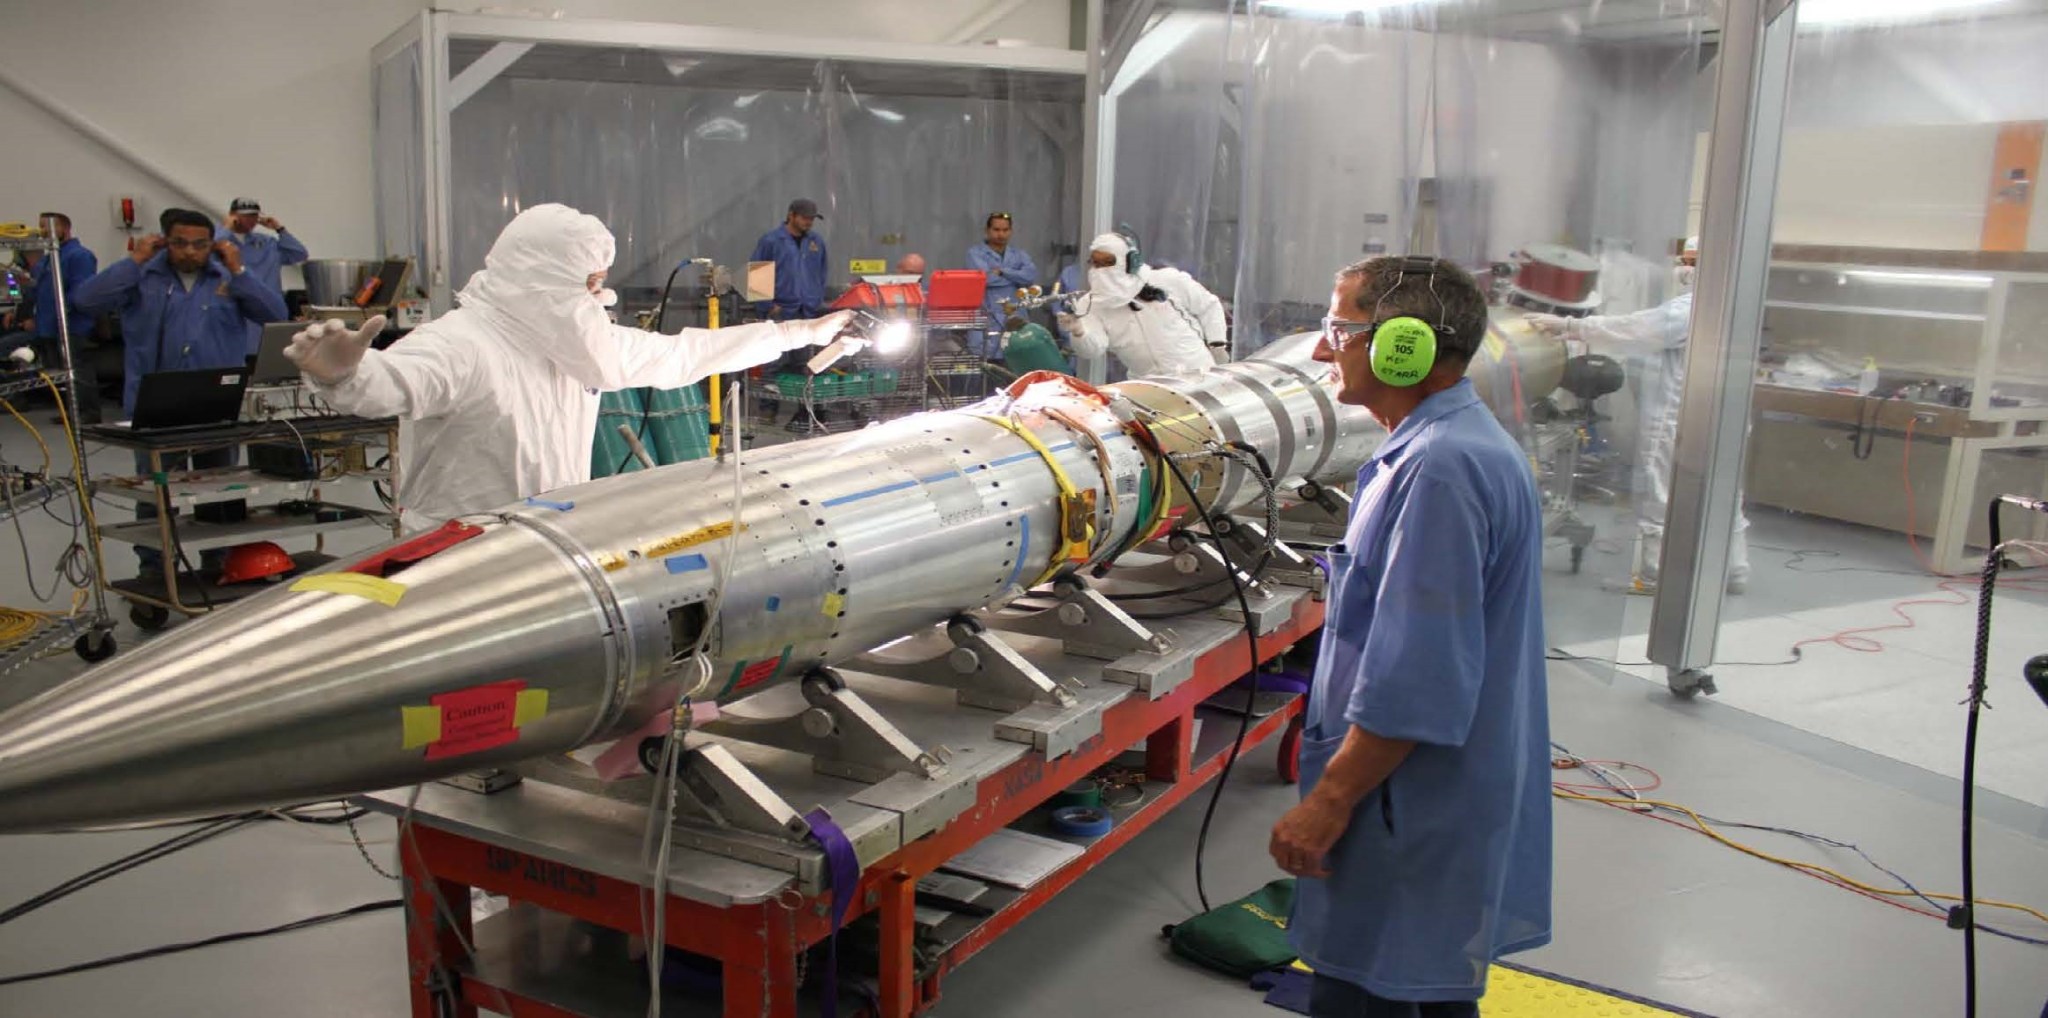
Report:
849,259,887,275
642,520,743,559
823,592,845,617
513,688,550,727
401,705,443,749
596,551,628,572
291,572,407,607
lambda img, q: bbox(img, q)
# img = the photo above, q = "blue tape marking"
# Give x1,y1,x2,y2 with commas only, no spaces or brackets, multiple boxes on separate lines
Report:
820,478,917,508
664,554,709,574
524,497,574,511
765,596,781,612
1003,516,1030,589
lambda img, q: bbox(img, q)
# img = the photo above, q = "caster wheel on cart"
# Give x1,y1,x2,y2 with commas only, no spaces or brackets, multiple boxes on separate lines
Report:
1278,716,1303,784
74,630,116,662
130,604,171,632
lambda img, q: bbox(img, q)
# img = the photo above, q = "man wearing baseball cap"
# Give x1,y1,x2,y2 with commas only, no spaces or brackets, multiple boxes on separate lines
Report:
217,197,309,296
750,198,830,320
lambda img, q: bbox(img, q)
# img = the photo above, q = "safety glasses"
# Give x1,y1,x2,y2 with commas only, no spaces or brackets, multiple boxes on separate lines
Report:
1319,316,1378,351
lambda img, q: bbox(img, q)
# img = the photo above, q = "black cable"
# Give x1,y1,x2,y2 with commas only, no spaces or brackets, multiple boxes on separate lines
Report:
1850,396,1880,461
159,501,215,611
615,263,691,475
1,816,256,926
1544,646,1804,669
1955,498,2007,1018
1155,449,1261,914
0,899,402,987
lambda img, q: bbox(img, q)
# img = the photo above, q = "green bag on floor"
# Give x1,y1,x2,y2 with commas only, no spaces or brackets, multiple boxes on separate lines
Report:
1161,878,1297,978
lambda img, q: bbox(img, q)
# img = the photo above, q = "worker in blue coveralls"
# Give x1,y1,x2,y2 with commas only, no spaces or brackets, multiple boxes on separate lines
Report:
751,198,829,321
1269,255,1551,1018
75,207,287,581
216,198,308,296
965,212,1036,358
2,213,99,419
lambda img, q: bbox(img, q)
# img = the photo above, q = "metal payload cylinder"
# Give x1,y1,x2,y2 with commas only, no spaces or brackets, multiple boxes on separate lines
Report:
0,334,1379,833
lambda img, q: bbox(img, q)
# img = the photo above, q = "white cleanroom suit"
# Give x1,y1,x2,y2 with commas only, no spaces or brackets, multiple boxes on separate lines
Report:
1060,233,1227,378
1528,292,1751,592
288,203,850,531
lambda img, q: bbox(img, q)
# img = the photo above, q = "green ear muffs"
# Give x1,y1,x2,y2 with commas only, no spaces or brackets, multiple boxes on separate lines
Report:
1369,316,1439,386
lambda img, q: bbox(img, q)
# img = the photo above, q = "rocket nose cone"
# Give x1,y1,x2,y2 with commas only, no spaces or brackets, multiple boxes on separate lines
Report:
0,521,622,833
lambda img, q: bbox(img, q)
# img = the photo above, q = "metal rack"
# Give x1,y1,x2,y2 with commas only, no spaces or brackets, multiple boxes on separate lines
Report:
86,416,402,631
0,234,116,662
749,311,999,439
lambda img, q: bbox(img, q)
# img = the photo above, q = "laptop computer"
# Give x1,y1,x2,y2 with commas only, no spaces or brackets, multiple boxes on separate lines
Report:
119,368,250,433
249,322,302,385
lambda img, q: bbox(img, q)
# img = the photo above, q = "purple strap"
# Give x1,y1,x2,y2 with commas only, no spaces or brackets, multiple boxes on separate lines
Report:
1235,670,1310,697
804,807,860,1018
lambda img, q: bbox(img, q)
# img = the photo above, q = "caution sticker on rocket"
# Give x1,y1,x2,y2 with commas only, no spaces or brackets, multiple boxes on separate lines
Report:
400,679,549,760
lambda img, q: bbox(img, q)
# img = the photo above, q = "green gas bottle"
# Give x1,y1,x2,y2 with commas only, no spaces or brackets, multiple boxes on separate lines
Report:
1000,321,1071,375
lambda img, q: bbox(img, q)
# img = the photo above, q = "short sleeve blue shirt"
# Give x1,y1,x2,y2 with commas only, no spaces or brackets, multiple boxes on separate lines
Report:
1289,379,1553,1001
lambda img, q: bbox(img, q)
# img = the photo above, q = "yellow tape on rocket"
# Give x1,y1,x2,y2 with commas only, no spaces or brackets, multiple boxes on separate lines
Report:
290,573,408,607
641,520,744,560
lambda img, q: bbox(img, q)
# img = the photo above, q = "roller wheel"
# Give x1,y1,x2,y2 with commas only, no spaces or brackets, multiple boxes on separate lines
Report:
129,603,171,632
1278,715,1303,784
74,630,116,662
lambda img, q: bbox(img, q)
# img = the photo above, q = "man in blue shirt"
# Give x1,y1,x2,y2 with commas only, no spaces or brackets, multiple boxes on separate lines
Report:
1270,256,1551,1018
2,213,100,419
750,198,829,320
965,212,1037,358
75,207,287,579
217,198,309,295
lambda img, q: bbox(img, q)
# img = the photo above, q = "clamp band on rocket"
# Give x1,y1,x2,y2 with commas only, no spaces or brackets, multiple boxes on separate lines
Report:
0,299,1597,834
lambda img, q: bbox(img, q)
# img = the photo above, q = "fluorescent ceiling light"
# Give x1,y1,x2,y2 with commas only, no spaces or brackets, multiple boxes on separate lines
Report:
1843,270,1993,288
1798,0,2010,27
1255,0,1441,12
868,106,906,123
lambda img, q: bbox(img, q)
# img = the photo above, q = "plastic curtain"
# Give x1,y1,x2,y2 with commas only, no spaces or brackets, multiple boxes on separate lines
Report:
1208,1,1714,676
372,40,426,268
443,45,1080,301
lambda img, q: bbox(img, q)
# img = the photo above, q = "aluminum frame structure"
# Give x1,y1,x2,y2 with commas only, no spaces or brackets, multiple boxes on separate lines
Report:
1646,0,1799,695
371,10,1095,316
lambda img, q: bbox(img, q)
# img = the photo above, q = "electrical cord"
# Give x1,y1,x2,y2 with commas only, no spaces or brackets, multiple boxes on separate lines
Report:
616,262,694,475
1149,446,1262,914
0,898,403,987
639,377,749,1018
1545,646,1804,669
0,815,257,926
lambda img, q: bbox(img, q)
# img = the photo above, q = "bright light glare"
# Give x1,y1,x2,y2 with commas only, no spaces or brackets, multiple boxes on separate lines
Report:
875,320,915,354
868,106,906,123
1844,270,1994,289
1256,0,1445,12
1799,0,2008,26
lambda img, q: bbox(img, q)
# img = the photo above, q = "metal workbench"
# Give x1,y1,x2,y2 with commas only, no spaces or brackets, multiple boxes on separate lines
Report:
363,587,1323,1018
82,413,400,630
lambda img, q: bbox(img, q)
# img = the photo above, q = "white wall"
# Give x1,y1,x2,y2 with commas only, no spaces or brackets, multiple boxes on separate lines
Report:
0,0,1070,288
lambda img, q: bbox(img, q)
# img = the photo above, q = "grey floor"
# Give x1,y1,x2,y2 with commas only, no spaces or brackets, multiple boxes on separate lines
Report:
0,405,2046,1017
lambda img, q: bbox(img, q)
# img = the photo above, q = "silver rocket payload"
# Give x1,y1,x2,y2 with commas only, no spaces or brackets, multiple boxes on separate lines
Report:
0,332,1391,833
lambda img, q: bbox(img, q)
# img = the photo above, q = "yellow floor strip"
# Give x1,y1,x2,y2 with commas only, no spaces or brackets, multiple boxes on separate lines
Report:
1482,965,1688,1016
1286,960,1697,1017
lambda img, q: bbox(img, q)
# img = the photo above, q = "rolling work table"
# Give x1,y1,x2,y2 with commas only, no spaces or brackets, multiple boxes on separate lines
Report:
84,413,400,630
363,586,1324,1018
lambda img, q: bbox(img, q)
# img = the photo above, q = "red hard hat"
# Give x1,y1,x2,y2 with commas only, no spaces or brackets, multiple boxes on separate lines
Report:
218,542,295,585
